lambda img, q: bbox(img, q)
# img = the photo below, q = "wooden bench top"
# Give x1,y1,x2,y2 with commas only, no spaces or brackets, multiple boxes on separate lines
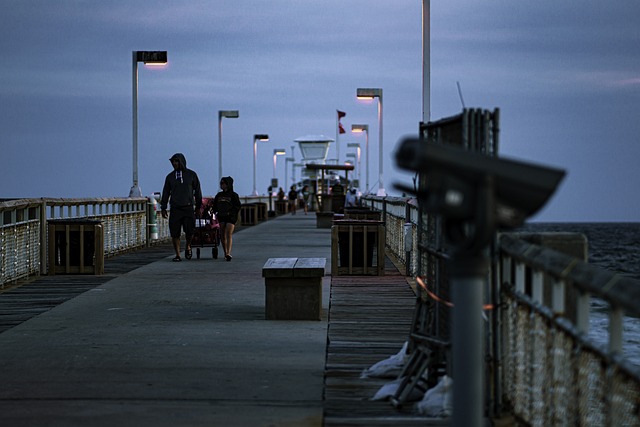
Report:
262,257,326,278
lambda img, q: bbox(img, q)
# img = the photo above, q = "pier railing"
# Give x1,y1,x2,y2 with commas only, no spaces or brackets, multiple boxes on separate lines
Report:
0,197,167,287
362,194,640,425
1,195,273,288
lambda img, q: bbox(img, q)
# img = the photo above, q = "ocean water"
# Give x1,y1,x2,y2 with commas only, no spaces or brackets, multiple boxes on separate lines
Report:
519,222,640,366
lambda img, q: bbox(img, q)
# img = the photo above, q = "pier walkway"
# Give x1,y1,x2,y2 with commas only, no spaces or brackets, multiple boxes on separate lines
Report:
0,213,434,426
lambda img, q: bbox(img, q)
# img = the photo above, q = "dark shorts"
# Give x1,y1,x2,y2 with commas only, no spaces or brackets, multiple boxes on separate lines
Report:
217,214,237,225
169,206,195,238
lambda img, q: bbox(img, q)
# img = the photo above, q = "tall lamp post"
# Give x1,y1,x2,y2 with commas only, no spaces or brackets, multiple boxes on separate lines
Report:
273,149,286,187
347,142,361,186
218,110,239,182
356,88,385,196
130,50,167,197
293,163,303,188
253,134,269,196
285,157,294,188
351,124,369,194
344,153,360,187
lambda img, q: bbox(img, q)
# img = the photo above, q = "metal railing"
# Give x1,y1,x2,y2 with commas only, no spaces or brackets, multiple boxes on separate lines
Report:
362,194,640,425
498,234,640,426
0,197,170,287
0,195,274,288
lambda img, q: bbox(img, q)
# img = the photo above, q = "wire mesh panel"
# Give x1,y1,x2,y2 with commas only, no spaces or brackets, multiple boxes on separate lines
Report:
502,271,640,426
610,368,640,426
1,220,40,286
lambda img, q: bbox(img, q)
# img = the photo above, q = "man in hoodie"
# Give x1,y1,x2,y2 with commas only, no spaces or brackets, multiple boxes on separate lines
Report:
160,153,203,262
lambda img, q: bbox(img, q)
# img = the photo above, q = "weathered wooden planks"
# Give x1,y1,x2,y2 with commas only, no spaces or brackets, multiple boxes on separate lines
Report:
323,258,447,426
0,242,173,333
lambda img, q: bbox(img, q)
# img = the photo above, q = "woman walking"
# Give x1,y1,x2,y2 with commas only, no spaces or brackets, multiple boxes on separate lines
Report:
213,176,242,261
301,185,311,215
287,185,298,215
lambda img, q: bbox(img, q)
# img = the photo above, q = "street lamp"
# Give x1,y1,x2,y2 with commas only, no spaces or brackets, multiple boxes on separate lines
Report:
218,110,239,182
351,124,369,194
347,142,361,186
356,88,385,196
285,157,294,188
273,149,286,188
253,134,269,196
293,163,304,187
130,50,167,197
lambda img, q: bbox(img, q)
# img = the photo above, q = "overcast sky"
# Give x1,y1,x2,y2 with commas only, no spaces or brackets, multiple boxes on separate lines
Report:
1,1,638,222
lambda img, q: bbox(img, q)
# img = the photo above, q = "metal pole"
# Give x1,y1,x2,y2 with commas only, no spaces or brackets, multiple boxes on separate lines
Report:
365,130,370,194
252,137,258,196
357,146,362,184
273,153,277,181
336,115,340,165
218,113,223,182
291,145,295,185
130,51,141,197
422,0,431,123
377,94,385,196
451,256,486,427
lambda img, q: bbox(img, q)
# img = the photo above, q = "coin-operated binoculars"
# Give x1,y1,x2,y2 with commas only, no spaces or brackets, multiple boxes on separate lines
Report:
395,139,565,427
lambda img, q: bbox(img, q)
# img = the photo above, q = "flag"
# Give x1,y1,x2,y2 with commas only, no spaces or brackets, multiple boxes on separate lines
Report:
337,110,346,134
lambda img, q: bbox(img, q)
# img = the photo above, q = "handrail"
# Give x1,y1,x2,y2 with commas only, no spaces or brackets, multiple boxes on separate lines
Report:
0,197,171,287
0,195,272,288
500,233,640,317
361,194,640,425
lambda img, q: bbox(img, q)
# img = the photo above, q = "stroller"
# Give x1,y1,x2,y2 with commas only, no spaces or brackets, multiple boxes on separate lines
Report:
191,197,221,259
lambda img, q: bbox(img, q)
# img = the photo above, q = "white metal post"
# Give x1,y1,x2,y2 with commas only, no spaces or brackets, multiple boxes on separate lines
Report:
377,94,385,196
130,51,140,197
218,113,223,182
423,0,431,123
253,137,258,196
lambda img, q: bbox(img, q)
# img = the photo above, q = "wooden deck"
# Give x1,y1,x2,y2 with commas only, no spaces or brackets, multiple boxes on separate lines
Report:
324,258,449,426
1,240,451,425
0,242,173,333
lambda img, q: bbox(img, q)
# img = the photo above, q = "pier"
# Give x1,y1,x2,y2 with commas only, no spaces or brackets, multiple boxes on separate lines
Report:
0,134,640,427
0,211,440,426
2,190,640,425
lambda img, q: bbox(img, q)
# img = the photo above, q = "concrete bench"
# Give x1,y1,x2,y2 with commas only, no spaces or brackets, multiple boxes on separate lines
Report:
262,257,326,320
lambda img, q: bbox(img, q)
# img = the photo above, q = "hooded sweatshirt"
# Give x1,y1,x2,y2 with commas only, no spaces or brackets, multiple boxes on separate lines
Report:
160,153,202,211
213,176,241,218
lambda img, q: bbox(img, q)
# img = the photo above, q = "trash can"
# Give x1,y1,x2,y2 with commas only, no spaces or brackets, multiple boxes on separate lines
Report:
239,204,258,225
275,200,288,215
331,219,385,276
254,202,268,221
344,208,381,221
48,219,104,275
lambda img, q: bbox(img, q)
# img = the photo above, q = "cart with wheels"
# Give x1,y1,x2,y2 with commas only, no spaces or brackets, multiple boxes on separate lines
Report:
191,197,221,259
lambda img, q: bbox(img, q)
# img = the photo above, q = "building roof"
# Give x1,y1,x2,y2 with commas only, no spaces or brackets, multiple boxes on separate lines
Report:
294,135,335,143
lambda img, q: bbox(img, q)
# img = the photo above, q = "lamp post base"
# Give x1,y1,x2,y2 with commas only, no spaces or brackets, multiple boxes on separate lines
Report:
129,185,143,198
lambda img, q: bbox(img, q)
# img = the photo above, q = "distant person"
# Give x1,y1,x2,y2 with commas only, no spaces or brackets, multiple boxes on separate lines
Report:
331,181,344,195
213,176,242,261
277,187,285,200
345,188,358,207
288,185,298,215
161,153,202,262
301,185,311,215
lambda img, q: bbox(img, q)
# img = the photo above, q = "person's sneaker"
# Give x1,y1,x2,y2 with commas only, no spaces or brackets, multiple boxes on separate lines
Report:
172,256,182,262
225,255,232,262
185,247,192,260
